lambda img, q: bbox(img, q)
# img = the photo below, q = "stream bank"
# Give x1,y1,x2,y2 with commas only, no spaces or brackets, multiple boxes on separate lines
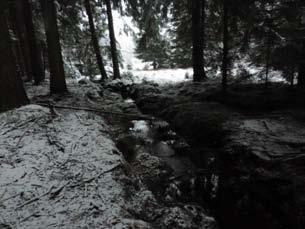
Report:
0,79,217,229
75,79,219,228
106,79,305,229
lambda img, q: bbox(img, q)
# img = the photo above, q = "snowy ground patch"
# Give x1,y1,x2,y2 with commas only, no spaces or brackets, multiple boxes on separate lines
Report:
1,80,218,228
0,105,134,228
129,68,193,85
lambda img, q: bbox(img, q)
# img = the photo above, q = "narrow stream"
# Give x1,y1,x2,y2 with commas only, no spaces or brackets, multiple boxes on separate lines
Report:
115,99,220,211
130,119,196,176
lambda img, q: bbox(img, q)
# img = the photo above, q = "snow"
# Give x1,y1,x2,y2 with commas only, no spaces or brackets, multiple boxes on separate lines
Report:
110,9,194,85
0,105,129,228
130,120,150,138
231,59,285,83
112,10,141,70
131,120,149,132
71,6,287,85
0,80,217,228
130,68,193,85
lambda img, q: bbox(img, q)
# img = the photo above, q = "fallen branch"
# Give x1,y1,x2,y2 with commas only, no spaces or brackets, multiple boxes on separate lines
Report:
69,164,122,188
15,186,54,210
49,182,70,200
35,103,154,121
15,117,42,148
20,212,41,223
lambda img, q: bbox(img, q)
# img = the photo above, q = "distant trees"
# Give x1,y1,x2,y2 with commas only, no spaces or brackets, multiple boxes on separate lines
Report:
3,0,305,113
40,0,67,94
132,0,172,68
131,0,305,89
170,0,192,68
0,0,29,111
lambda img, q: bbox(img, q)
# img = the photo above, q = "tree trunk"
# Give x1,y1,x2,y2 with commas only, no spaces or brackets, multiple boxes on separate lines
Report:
265,25,271,86
298,40,305,87
221,0,229,91
202,0,207,79
0,0,29,111
8,1,26,79
192,0,206,82
40,0,67,94
23,0,45,85
14,0,33,81
12,37,26,79
84,0,108,81
105,0,121,79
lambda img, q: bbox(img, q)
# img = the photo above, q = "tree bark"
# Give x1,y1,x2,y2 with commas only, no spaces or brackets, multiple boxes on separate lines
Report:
84,0,108,81
40,0,67,94
265,26,271,86
192,0,206,82
23,0,45,85
202,0,207,79
105,0,121,79
298,39,305,87
8,1,26,79
221,0,229,91
13,0,33,81
0,0,29,111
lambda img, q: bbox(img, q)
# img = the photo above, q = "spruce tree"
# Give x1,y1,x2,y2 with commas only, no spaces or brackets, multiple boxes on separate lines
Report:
0,0,29,111
221,0,229,91
23,0,45,85
105,0,121,79
84,0,108,81
192,0,206,81
40,0,67,94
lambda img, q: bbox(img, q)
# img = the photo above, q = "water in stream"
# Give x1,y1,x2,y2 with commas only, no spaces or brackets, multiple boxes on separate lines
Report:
122,113,219,208
130,119,197,176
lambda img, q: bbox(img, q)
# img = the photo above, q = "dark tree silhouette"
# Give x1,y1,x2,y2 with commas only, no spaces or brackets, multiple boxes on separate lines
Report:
221,0,229,91
84,0,108,81
192,0,206,82
298,39,305,87
40,0,67,94
105,0,121,79
8,0,26,78
0,0,29,111
23,0,45,85
13,0,33,81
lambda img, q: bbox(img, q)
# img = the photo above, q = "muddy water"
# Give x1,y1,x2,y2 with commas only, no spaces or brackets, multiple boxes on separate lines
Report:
109,95,221,226
123,110,219,208
130,119,196,176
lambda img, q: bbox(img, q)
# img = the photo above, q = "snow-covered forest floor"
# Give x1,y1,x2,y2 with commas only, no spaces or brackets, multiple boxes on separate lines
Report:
2,75,305,228
0,80,217,228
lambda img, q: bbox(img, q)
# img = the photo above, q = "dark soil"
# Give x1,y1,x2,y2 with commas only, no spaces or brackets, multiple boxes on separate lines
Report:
106,80,305,229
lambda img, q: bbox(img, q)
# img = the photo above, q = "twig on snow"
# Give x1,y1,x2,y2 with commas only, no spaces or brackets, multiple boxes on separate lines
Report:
69,164,122,188
15,186,54,210
20,212,41,222
35,103,154,121
15,117,43,148
0,192,21,203
49,182,70,200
